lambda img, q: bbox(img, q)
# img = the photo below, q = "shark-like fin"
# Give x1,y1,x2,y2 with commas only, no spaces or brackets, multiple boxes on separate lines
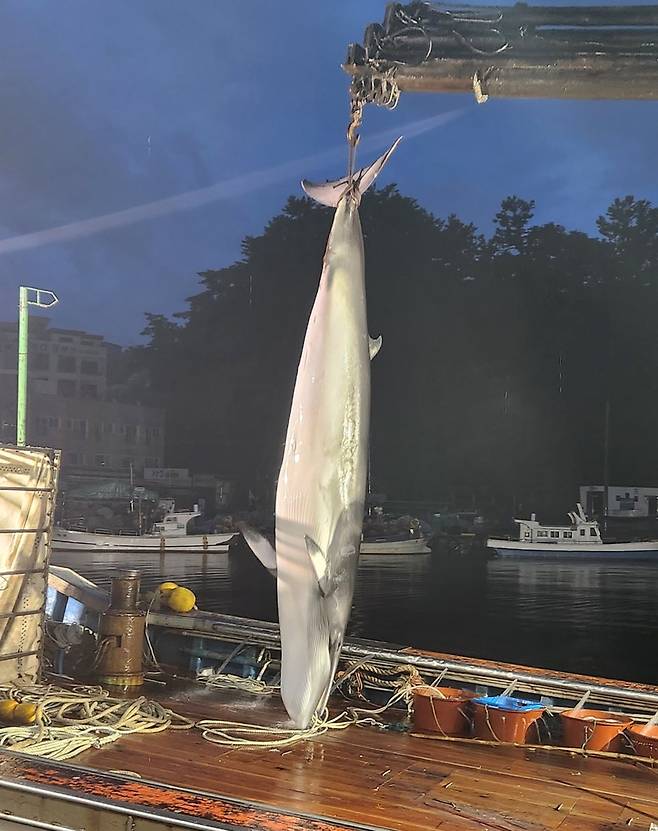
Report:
304,535,331,596
301,137,402,208
369,335,382,360
238,523,277,575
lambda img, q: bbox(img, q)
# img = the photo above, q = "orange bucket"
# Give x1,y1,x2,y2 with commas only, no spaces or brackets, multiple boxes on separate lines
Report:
472,696,544,744
560,709,633,752
412,686,476,737
626,724,658,759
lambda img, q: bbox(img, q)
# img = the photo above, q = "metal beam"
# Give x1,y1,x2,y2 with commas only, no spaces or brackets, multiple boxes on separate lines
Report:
345,1,658,101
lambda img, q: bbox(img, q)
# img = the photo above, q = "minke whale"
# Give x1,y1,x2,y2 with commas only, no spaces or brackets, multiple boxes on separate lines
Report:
241,138,401,728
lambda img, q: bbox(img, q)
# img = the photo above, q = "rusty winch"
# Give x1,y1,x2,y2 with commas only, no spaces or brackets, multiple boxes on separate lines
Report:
95,569,146,688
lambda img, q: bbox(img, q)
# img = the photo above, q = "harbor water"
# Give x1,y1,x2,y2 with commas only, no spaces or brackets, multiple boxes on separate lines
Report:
52,545,658,685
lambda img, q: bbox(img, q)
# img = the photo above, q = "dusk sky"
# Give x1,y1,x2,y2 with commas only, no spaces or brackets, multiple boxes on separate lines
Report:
1,0,657,344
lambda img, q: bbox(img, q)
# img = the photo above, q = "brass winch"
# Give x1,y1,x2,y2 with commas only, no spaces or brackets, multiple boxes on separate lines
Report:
95,569,146,688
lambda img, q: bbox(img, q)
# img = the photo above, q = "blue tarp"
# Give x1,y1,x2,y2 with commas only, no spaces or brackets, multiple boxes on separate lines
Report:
473,695,543,713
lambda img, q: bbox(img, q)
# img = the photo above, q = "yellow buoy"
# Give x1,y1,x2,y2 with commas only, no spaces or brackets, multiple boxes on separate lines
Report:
167,586,196,613
158,581,178,595
13,702,39,725
0,699,18,724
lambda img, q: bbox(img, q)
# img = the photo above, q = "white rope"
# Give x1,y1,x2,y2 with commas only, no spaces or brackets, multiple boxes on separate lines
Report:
197,708,354,748
0,681,193,761
198,670,278,697
197,675,418,750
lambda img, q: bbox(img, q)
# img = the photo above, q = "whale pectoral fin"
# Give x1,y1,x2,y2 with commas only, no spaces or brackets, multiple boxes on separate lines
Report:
304,535,331,596
369,335,382,360
238,523,277,575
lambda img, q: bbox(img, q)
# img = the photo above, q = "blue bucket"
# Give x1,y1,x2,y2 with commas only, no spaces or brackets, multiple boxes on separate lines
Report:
473,695,545,743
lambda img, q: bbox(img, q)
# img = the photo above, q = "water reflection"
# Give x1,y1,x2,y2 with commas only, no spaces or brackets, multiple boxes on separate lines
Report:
52,546,658,684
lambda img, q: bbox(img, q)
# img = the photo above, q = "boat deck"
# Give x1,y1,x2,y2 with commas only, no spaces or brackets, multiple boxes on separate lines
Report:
7,680,656,831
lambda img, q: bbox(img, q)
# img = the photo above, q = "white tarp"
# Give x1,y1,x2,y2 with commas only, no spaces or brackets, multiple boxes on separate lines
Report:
0,445,60,683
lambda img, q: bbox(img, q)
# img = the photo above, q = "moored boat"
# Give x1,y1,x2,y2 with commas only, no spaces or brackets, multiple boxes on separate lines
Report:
360,535,431,554
52,509,237,553
360,510,432,554
487,503,658,559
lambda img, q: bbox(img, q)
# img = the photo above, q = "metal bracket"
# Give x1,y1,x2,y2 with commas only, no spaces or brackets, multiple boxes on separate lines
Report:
23,287,59,309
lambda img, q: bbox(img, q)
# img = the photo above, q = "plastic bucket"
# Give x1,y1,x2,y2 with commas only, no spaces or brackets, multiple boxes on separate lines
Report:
626,724,658,759
412,686,476,737
560,709,633,752
473,696,544,744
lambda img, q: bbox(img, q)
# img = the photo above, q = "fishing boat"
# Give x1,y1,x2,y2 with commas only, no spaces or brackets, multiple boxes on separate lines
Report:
234,518,432,555
487,503,658,559
52,509,237,553
360,535,431,554
360,511,432,554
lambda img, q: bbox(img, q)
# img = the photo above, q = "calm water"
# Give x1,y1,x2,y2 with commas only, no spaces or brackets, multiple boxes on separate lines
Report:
52,546,658,685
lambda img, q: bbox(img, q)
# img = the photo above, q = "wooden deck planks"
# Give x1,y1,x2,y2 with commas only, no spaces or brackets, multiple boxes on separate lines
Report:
76,683,658,831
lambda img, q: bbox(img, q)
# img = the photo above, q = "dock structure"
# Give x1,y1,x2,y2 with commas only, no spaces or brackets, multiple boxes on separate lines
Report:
344,2,658,101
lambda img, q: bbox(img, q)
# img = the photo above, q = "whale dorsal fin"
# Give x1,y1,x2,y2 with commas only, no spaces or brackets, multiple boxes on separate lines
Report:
369,335,382,360
238,523,277,575
304,535,331,597
301,138,402,208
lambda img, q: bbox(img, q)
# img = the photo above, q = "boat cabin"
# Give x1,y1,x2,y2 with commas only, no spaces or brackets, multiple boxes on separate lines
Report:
516,503,602,544
150,510,202,538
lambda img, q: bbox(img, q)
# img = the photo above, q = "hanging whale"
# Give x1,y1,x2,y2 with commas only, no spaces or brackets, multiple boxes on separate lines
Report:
241,138,401,728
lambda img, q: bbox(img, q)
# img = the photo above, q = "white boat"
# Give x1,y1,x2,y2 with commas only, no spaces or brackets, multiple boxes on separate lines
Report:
52,510,237,553
487,503,658,559
360,535,431,554
359,510,432,554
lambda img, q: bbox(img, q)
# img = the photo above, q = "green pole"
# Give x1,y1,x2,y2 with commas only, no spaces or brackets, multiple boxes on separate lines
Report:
16,286,29,446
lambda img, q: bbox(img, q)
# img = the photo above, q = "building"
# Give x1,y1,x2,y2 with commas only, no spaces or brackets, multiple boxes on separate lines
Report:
0,317,165,482
0,316,117,400
579,485,658,520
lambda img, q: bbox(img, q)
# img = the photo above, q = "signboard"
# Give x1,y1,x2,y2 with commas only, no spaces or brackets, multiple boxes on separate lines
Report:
143,467,192,486
193,473,217,487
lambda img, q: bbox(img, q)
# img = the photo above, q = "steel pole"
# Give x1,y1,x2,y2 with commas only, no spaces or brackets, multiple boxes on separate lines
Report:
16,287,29,446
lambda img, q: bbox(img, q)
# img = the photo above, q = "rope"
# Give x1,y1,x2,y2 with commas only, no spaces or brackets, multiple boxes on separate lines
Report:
334,660,422,702
198,670,278,697
0,681,193,761
197,708,354,749
197,667,424,750
144,591,279,699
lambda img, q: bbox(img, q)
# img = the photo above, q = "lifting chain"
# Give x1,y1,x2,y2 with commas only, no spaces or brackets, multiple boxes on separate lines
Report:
346,71,400,178
347,88,364,178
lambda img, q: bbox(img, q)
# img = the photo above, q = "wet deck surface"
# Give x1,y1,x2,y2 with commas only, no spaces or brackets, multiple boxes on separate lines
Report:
68,680,658,831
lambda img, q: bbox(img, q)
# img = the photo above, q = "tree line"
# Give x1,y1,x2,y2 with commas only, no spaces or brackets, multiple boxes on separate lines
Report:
128,186,658,519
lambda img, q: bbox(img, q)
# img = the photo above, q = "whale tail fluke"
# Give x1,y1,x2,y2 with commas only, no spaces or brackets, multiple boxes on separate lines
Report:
301,137,402,208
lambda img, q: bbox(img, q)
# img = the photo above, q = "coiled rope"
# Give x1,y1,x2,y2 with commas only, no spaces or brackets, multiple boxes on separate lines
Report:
198,668,278,697
0,681,193,761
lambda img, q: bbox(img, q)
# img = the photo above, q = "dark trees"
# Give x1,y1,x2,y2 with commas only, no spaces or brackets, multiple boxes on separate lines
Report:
134,190,658,518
